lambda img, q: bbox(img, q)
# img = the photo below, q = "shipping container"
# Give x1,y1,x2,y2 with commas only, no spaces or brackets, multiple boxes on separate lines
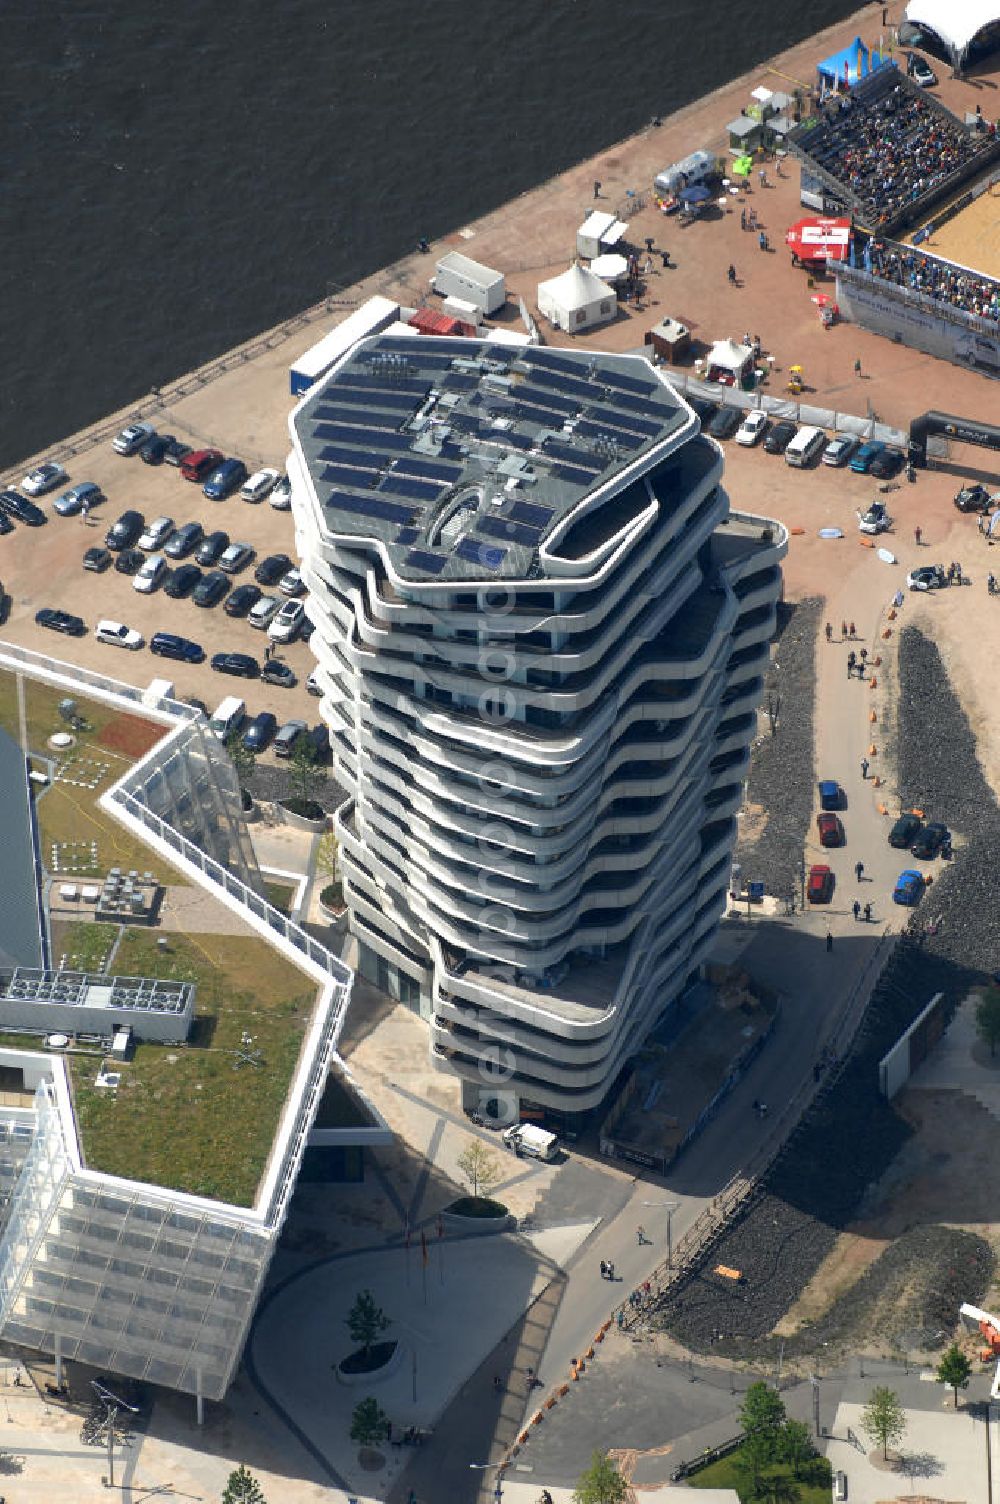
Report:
432,252,506,316
288,296,399,396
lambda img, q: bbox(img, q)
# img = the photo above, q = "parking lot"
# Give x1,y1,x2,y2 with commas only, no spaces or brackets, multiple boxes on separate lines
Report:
0,416,318,746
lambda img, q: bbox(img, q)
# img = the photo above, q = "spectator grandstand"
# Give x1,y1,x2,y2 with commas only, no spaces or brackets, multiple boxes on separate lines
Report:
862,236,1000,323
789,64,1000,234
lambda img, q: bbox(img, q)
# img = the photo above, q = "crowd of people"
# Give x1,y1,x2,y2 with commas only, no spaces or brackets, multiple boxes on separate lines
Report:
802,77,995,227
863,238,1000,323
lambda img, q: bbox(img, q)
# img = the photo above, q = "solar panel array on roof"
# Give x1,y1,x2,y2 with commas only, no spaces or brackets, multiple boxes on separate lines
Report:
395,527,419,545
405,550,448,575
602,369,655,397
327,491,417,525
509,500,553,527
609,391,658,418
494,430,533,451
456,538,506,570
440,374,478,393
478,516,542,547
333,388,422,413
381,474,446,502
574,419,643,450
553,465,597,486
315,412,401,435
522,350,581,378
317,423,412,450
517,386,578,416
542,440,604,472
322,464,380,491
589,406,660,437
396,457,461,483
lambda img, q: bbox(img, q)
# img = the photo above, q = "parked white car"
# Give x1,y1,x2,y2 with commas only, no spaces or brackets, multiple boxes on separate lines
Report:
139,515,175,550
858,502,892,535
241,467,279,504
269,474,292,510
735,410,769,447
22,462,68,496
112,421,155,455
133,554,168,593
268,600,306,642
278,566,304,596
248,595,281,629
95,619,144,651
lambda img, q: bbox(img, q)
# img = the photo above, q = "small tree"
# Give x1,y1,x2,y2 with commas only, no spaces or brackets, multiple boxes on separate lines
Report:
861,1385,906,1460
457,1140,502,1200
346,1288,390,1359
777,1418,815,1475
752,1476,800,1504
573,1448,629,1504
221,1465,267,1504
935,1343,972,1408
288,735,326,808
740,1381,786,1464
976,989,1000,1058
350,1395,389,1448
225,729,256,790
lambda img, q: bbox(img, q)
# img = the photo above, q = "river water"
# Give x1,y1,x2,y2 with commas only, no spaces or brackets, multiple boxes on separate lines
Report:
4,0,862,466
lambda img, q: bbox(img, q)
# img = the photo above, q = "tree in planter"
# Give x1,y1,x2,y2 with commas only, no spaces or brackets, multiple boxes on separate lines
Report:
861,1385,906,1460
573,1449,628,1504
935,1343,972,1408
316,829,343,909
350,1395,389,1449
221,1465,267,1504
456,1140,502,1201
975,988,1000,1058
286,735,326,814
346,1288,391,1361
225,729,256,794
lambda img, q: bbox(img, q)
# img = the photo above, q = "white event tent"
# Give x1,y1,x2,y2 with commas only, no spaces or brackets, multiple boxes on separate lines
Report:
903,0,1000,67
536,264,617,332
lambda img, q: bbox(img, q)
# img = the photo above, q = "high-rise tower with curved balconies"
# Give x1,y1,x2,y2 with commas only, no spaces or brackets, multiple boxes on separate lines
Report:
289,336,785,1122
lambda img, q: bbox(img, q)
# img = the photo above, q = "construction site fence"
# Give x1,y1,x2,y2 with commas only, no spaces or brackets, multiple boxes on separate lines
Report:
671,1432,746,1480
666,369,907,448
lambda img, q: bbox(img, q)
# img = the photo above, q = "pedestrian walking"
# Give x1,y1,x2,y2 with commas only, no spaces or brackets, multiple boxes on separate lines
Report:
617,1308,625,1329
854,357,863,377
493,1375,503,1393
855,860,864,882
864,902,872,922
849,621,856,638
826,932,834,952
861,756,869,778
915,525,923,545
594,179,602,199
859,648,867,666
661,249,670,268
741,208,747,230
749,207,757,230
759,167,767,187
606,1261,615,1280
841,620,848,640
852,900,861,921
644,255,654,275
894,589,904,608
847,651,856,677
758,230,767,251
727,263,737,284
600,1259,608,1279
825,621,833,642
637,1225,646,1246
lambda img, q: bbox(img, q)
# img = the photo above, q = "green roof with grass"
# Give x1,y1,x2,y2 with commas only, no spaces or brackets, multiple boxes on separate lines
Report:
59,927,318,1206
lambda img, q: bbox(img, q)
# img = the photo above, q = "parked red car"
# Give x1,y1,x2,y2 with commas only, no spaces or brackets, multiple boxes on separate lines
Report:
817,813,844,847
807,864,834,903
180,447,223,483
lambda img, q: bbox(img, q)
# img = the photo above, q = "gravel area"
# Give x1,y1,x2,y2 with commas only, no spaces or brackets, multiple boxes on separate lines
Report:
736,599,821,902
657,625,996,1365
246,760,347,815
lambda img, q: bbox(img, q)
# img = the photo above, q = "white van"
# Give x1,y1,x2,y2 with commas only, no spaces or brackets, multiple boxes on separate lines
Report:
502,1123,559,1161
833,1471,848,1502
784,425,827,468
209,696,246,742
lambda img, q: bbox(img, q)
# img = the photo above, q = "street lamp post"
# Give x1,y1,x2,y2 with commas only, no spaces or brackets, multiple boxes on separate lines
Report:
643,1200,680,1269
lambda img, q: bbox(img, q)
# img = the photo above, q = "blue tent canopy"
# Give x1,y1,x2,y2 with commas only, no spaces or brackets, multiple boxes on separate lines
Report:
817,36,888,87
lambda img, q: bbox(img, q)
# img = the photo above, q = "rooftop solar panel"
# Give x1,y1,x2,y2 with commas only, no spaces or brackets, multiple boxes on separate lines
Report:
522,350,583,378
588,406,659,437
371,337,442,355
330,387,422,413
316,426,410,453
494,430,533,451
326,491,417,525
607,391,659,419
381,474,447,502
541,440,604,471
509,500,554,527
314,412,402,435
517,385,578,415
574,419,643,450
478,517,542,547
340,374,424,391
602,370,655,397
440,374,478,392
318,445,384,470
395,458,462,482
405,550,448,575
322,464,381,490
395,527,420,545
456,538,506,570
553,464,598,486
529,368,597,402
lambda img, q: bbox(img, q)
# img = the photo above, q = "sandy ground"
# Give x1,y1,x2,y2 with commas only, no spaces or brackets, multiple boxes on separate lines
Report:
909,178,1000,278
